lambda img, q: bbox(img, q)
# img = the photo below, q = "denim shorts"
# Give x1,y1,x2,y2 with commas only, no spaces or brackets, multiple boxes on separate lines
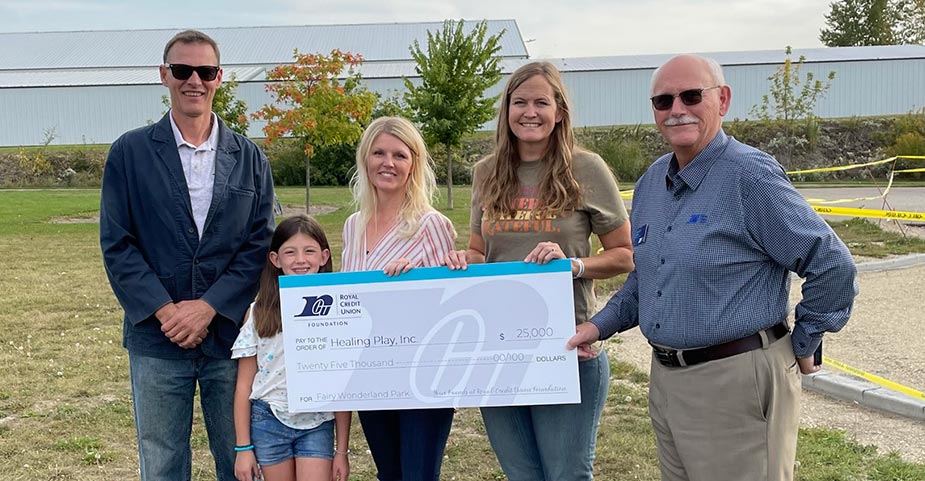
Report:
250,399,334,466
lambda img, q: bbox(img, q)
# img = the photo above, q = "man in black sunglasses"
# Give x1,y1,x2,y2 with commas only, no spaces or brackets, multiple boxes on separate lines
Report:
570,54,856,481
100,29,275,481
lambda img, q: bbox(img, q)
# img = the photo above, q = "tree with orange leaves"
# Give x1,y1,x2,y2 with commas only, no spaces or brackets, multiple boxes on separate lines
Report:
254,49,377,211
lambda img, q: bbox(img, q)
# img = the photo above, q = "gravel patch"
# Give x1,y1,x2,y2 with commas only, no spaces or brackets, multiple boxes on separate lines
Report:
49,215,99,224
48,204,341,224
279,204,339,217
599,261,925,463
875,220,925,239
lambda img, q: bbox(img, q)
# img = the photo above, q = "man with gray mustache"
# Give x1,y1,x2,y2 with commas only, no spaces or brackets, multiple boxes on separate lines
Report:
568,54,857,480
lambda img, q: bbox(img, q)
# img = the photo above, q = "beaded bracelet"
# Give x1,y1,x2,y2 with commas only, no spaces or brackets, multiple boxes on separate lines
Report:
334,449,350,456
234,444,255,452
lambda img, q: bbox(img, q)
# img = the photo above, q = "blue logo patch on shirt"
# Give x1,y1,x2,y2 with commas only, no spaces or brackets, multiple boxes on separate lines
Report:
633,224,648,246
687,214,708,224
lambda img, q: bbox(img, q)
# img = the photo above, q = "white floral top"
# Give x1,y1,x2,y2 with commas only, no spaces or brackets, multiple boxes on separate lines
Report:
231,304,334,429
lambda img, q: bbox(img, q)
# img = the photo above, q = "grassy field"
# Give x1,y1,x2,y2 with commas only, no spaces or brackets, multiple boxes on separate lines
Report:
1,187,924,480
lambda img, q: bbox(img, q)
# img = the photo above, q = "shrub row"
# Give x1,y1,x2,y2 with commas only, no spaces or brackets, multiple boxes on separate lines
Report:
0,147,107,188
2,114,923,188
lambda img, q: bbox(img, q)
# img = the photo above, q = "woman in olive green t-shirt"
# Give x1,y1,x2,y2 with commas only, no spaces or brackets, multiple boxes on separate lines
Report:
445,61,634,480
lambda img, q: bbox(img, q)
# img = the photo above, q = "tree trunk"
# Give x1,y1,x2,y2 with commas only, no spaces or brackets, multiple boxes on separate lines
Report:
446,144,454,210
305,153,311,214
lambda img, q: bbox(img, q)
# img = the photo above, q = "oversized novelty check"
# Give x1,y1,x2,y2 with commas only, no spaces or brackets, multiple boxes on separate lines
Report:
279,259,579,412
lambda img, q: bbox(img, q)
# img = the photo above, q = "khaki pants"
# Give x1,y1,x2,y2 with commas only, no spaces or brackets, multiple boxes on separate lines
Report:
648,333,801,481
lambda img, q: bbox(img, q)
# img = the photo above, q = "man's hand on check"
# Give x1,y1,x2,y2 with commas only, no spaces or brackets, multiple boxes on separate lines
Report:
567,322,601,359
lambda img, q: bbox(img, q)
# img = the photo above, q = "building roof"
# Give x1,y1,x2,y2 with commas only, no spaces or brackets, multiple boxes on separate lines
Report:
0,20,526,71
4,24,925,89
542,45,925,72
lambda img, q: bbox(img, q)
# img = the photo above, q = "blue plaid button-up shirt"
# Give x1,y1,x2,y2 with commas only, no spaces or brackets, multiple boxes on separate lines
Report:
591,130,856,358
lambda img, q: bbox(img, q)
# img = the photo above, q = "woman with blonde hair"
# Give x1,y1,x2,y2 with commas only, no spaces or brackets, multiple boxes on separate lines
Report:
445,62,634,480
342,116,457,481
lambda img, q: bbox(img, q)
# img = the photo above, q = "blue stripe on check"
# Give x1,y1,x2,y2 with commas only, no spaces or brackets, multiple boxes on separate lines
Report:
278,259,571,288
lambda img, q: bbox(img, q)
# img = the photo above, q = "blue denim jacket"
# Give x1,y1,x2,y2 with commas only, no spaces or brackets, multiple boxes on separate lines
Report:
100,113,275,359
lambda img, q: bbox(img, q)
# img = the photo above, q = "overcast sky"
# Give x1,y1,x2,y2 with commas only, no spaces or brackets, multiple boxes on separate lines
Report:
1,0,833,58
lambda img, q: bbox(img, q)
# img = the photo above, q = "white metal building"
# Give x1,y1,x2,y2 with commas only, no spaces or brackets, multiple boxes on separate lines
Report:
0,20,527,146
550,46,925,129
2,21,925,146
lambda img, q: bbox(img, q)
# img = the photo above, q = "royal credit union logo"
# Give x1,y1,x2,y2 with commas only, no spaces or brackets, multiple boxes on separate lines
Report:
296,295,334,317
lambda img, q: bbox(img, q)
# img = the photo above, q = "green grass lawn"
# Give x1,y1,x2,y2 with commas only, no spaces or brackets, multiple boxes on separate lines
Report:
0,187,923,480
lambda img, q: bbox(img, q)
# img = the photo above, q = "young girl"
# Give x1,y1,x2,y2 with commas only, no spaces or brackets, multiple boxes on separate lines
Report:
232,214,351,481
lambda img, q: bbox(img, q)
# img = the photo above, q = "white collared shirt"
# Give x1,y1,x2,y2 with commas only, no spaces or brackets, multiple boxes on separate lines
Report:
169,111,218,239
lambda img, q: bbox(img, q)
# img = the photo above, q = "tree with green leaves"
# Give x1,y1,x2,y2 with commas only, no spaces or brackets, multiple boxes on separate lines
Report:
750,47,836,123
254,49,377,211
161,72,250,136
820,0,894,46
371,91,414,120
750,46,836,165
820,0,924,46
404,19,505,209
213,73,250,135
894,0,925,44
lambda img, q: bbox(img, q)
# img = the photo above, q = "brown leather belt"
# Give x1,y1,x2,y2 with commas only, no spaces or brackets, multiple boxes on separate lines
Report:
651,323,789,368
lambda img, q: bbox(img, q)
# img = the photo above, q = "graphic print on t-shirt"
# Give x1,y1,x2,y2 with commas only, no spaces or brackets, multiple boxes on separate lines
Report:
483,185,562,236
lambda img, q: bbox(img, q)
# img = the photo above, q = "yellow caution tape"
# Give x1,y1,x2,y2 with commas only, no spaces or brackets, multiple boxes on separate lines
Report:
823,356,925,400
786,155,925,176
811,205,925,221
616,194,925,220
804,172,896,205
786,157,899,175
617,155,922,203
805,196,887,205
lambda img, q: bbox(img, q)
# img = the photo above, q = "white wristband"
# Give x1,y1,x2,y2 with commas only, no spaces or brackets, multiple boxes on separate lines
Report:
570,257,585,279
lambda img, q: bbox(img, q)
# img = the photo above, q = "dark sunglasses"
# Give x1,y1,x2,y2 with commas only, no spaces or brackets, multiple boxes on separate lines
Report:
164,63,220,81
650,86,721,111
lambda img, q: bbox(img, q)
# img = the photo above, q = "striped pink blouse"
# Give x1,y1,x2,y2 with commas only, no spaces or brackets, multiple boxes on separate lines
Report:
341,210,457,272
